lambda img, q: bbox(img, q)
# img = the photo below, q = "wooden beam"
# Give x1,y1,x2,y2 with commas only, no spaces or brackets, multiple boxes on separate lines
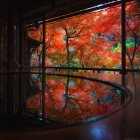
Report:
121,0,126,74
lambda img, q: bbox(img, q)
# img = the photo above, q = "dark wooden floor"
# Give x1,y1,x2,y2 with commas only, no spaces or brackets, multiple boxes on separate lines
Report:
0,72,140,140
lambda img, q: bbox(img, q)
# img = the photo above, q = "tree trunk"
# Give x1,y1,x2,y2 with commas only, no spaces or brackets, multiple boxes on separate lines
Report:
126,52,134,69
63,75,69,112
66,37,70,67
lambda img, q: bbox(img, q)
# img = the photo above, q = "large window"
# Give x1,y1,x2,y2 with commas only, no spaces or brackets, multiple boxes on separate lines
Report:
23,0,139,123
26,1,140,71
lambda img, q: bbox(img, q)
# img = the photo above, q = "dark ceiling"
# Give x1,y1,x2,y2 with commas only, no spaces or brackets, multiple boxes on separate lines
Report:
0,0,76,21
16,0,94,22
0,0,120,13
16,0,53,8
20,0,120,23
14,0,117,12
0,0,124,24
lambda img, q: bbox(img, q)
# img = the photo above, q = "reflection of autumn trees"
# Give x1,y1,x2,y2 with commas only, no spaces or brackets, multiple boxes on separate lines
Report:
27,75,123,123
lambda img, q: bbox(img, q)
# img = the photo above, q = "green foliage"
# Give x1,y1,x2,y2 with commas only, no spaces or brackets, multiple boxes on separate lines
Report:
110,42,121,52
126,38,136,49
137,0,140,7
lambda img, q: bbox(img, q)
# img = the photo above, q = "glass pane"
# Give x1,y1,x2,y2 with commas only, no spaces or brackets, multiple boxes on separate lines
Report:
126,1,140,70
45,4,121,69
25,25,43,69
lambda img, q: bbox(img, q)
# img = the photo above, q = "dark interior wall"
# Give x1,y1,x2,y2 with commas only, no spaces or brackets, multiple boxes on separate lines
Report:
0,0,7,21
0,0,7,115
0,0,20,117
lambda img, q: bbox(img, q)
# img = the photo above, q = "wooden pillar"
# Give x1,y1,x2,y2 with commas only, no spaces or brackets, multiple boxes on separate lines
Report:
42,19,46,119
121,0,126,74
7,0,15,118
18,12,24,118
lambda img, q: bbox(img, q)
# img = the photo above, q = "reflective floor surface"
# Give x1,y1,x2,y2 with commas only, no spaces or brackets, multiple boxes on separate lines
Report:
26,73,129,124
0,72,140,140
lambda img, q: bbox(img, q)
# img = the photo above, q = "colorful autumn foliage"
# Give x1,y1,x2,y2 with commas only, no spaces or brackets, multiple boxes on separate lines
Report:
27,2,140,70
125,2,140,69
